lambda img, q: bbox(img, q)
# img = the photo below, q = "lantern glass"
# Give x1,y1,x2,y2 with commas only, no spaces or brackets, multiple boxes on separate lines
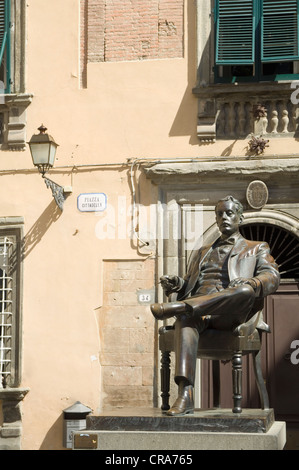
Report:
28,125,58,173
29,142,51,166
48,141,57,167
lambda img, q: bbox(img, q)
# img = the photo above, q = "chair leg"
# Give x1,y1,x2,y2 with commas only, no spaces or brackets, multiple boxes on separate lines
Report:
160,351,171,410
232,351,242,414
252,350,269,410
212,360,220,408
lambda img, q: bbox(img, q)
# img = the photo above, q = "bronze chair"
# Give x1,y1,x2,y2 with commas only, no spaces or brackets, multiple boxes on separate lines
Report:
158,309,270,414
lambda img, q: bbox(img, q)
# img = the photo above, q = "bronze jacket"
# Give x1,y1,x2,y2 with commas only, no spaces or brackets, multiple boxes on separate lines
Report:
175,235,280,314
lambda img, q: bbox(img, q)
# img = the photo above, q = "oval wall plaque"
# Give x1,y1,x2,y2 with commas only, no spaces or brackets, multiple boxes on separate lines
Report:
246,180,269,209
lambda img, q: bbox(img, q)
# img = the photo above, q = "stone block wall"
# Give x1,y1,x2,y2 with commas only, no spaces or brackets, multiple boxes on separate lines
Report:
99,259,156,410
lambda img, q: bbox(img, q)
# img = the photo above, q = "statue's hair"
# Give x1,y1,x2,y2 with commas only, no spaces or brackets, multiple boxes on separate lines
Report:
215,195,243,216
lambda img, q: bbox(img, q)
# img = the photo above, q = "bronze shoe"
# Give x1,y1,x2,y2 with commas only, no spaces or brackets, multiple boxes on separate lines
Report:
166,385,194,416
150,301,190,320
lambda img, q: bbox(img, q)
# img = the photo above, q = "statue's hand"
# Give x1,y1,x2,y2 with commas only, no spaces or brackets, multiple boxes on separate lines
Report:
160,275,180,296
229,277,258,291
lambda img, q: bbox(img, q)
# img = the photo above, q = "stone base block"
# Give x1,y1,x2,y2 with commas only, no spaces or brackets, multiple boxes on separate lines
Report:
72,408,286,450
86,407,275,433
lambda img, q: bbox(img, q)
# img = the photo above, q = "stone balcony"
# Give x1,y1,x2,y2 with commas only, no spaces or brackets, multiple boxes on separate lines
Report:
193,81,299,142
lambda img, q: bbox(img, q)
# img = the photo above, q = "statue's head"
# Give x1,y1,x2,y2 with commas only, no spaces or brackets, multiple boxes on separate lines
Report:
215,196,244,236
215,195,243,215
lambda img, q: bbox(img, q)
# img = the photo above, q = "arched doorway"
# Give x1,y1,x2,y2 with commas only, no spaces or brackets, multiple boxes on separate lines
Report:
240,222,299,280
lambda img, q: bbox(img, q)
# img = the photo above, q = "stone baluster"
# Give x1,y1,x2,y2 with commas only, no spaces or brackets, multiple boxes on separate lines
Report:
227,102,235,137
287,101,299,133
245,102,253,136
291,105,299,134
277,101,284,132
266,100,274,133
261,112,268,134
269,100,287,133
217,103,225,137
253,102,268,136
271,110,279,133
222,103,229,136
238,101,247,136
281,109,289,133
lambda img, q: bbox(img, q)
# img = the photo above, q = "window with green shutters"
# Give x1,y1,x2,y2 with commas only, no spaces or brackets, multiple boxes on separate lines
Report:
0,0,10,94
215,0,299,82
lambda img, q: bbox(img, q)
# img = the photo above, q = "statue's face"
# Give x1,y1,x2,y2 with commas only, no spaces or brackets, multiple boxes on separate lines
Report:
215,200,243,237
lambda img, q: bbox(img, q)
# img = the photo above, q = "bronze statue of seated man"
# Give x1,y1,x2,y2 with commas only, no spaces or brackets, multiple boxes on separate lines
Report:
150,195,280,416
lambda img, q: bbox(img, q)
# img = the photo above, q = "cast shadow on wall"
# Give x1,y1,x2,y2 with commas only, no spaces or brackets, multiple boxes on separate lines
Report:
168,1,211,147
39,414,65,450
21,200,62,261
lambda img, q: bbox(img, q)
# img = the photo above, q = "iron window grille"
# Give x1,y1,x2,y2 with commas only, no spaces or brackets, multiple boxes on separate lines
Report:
0,236,14,387
0,229,22,388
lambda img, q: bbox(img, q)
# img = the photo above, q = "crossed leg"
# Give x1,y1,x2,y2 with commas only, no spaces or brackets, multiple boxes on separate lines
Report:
166,285,256,416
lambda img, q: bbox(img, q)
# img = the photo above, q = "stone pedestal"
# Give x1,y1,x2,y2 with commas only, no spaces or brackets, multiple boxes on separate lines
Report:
72,408,286,450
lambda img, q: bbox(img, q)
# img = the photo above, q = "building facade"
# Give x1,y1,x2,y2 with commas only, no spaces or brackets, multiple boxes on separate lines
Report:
0,0,298,450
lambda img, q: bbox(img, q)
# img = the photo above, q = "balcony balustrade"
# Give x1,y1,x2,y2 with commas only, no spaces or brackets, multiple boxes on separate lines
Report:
193,82,298,143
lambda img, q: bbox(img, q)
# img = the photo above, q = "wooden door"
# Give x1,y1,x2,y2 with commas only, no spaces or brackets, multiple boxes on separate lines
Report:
265,283,299,422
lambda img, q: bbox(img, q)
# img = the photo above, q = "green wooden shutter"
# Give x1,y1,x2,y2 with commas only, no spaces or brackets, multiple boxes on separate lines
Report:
0,0,10,93
261,0,299,62
215,0,255,65
0,0,8,63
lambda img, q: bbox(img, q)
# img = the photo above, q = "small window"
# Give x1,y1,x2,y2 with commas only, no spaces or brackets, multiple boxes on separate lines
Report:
215,0,299,82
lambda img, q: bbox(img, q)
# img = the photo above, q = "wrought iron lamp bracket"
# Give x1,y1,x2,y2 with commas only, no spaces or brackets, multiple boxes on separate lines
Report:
42,175,66,211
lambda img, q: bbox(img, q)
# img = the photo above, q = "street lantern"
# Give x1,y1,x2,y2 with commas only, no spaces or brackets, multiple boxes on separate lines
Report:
28,125,71,211
28,124,59,175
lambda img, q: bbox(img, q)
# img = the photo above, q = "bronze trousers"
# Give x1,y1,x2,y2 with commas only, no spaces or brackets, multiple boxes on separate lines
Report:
174,284,256,385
